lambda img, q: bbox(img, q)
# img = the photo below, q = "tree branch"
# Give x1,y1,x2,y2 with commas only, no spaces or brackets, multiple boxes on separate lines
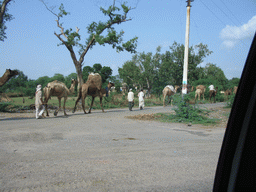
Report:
0,0,12,25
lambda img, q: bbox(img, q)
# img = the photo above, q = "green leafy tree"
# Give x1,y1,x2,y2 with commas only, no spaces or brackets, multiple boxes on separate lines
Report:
50,73,65,82
0,0,13,41
82,64,112,86
167,42,213,85
119,46,161,94
118,60,141,88
82,66,94,82
228,77,240,88
40,0,138,90
203,63,228,89
100,66,112,85
35,76,51,88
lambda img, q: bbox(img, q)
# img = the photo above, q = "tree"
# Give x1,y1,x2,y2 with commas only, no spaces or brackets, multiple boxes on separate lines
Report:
40,0,138,90
50,73,65,82
119,46,162,93
0,0,13,41
203,63,228,89
157,42,213,87
82,63,112,86
118,60,141,88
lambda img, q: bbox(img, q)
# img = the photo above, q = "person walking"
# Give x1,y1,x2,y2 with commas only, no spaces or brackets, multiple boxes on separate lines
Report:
35,84,45,119
138,89,145,110
127,88,134,111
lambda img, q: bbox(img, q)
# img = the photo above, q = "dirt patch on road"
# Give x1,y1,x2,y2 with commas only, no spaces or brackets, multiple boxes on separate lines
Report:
126,107,231,129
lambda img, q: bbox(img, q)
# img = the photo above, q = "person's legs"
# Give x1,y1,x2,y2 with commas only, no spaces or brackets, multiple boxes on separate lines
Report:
36,107,39,119
129,102,132,111
39,105,45,117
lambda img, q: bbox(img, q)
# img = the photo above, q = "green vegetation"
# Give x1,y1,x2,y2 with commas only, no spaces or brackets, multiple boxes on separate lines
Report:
154,94,219,125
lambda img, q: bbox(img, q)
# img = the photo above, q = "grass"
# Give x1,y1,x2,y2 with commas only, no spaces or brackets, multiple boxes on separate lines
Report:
153,112,219,126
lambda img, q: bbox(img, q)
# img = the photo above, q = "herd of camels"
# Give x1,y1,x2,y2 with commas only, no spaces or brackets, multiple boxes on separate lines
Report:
1,69,238,117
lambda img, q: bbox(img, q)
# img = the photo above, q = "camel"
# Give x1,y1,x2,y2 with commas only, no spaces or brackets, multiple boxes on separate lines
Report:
73,73,114,114
195,85,206,101
224,88,233,100
162,85,180,107
209,87,218,103
43,79,77,116
195,85,206,102
233,86,238,94
0,69,19,87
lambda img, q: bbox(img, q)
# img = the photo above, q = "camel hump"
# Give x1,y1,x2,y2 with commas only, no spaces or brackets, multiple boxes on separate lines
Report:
165,85,175,92
86,73,102,90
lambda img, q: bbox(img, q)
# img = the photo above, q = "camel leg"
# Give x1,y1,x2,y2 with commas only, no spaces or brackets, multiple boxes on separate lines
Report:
99,96,105,113
54,98,61,116
63,97,67,116
44,98,49,116
73,89,82,113
81,95,87,114
88,97,95,113
163,95,166,107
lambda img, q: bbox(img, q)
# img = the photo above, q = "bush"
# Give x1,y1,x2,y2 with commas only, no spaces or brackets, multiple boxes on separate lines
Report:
226,94,235,108
169,94,216,124
0,102,11,112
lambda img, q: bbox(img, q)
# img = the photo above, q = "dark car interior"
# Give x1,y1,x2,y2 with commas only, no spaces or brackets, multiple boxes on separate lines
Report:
213,33,256,191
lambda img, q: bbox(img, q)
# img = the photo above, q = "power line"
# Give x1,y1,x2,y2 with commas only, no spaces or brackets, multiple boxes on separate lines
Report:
209,0,239,27
219,0,243,26
198,0,247,47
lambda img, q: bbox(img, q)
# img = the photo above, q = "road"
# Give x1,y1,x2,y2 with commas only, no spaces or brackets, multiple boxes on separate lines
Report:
0,103,227,191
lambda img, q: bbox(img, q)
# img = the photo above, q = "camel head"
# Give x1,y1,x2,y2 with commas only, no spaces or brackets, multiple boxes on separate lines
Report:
7,69,19,77
71,79,78,85
107,82,115,89
174,85,180,93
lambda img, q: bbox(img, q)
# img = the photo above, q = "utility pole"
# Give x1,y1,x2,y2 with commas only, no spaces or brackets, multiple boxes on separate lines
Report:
182,0,193,96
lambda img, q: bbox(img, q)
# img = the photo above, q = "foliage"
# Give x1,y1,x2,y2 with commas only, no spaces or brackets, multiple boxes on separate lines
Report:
202,63,228,89
0,0,13,41
165,94,217,124
0,102,10,112
226,94,236,108
118,42,213,95
82,63,113,86
40,0,138,89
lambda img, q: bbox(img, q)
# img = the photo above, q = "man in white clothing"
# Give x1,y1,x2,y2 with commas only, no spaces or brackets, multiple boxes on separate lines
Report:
209,84,215,91
138,89,145,110
35,84,45,119
127,88,134,111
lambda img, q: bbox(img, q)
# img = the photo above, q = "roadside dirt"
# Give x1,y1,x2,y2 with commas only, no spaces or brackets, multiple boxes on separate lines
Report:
125,106,231,129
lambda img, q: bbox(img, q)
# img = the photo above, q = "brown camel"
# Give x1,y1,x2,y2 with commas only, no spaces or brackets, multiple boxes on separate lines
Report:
233,86,238,94
194,85,206,101
0,69,19,87
73,73,114,114
224,88,233,100
43,79,77,116
209,87,218,103
162,85,180,107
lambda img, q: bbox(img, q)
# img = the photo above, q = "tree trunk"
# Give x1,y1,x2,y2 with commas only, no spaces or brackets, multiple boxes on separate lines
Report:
74,62,84,91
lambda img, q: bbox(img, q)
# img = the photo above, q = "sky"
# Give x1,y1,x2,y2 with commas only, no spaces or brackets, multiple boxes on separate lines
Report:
1,0,255,81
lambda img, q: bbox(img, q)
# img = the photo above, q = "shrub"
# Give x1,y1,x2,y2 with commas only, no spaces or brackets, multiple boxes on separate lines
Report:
226,94,235,108
0,102,11,112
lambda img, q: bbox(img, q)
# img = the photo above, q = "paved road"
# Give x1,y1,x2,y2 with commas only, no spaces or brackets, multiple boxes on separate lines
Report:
0,103,226,191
